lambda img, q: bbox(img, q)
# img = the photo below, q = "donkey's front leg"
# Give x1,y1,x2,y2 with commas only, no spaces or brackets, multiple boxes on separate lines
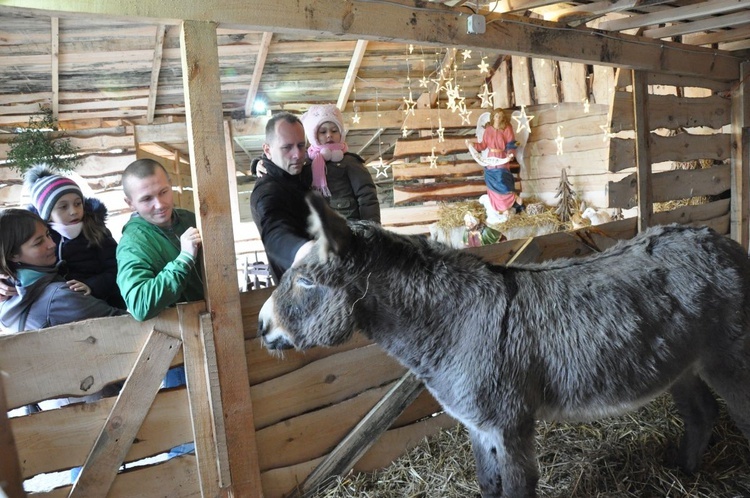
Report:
469,419,538,498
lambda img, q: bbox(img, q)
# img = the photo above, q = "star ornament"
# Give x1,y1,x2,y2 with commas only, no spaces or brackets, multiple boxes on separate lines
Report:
583,98,590,113
478,83,494,108
437,118,445,142
459,108,472,125
599,124,614,142
555,126,564,155
352,113,361,124
478,58,490,74
462,49,472,60
402,127,410,138
512,106,534,133
429,147,438,168
419,76,430,88
374,158,391,179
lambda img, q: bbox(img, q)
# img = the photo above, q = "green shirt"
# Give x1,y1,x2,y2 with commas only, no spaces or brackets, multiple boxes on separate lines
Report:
116,209,204,321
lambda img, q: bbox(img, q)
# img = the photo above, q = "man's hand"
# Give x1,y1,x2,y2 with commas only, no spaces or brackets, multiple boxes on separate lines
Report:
0,275,17,302
256,162,268,177
67,280,91,295
180,227,202,258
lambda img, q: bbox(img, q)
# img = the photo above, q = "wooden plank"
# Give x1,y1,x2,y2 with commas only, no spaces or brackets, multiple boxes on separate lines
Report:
243,31,272,117
558,61,587,103
290,372,424,498
393,181,488,205
491,57,512,109
0,377,26,498
531,58,558,104
50,16,58,119
392,160,483,180
592,64,614,105
69,328,181,497
12,389,193,479
337,39,367,111
146,24,166,124
224,119,241,228
392,136,469,159
609,133,732,172
633,70,653,231
40,455,200,498
608,164,731,209
0,314,165,410
178,303,222,495
730,61,750,249
609,91,732,132
512,56,533,106
506,237,542,265
250,344,406,429
180,20,262,496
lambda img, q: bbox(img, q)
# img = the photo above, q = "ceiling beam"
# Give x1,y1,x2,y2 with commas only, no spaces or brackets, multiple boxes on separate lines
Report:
644,11,750,39
243,31,272,117
1,0,742,81
599,0,749,32
146,24,166,124
337,39,367,111
684,23,750,46
50,16,58,119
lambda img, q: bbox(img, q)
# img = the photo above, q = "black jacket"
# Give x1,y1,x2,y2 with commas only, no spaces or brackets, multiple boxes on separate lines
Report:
50,198,125,309
250,157,313,281
325,152,380,223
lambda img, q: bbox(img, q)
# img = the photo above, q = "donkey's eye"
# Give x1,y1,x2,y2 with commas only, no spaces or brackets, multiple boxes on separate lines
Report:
296,276,315,289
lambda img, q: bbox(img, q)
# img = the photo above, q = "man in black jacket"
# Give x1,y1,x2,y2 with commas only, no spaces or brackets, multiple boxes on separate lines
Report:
250,112,315,281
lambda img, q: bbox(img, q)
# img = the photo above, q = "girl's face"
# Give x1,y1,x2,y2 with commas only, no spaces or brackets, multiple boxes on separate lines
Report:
49,193,84,225
317,122,342,145
12,221,57,267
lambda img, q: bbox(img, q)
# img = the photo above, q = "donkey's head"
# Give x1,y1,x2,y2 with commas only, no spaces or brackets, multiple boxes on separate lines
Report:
258,193,373,351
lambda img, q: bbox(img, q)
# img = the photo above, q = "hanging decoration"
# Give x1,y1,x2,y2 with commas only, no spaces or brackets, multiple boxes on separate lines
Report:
478,83,494,109
555,126,565,155
583,98,590,113
599,124,614,142
403,45,416,117
373,89,390,179
429,146,438,169
351,84,361,124
437,117,445,143
461,49,472,60
512,105,534,133
477,56,490,74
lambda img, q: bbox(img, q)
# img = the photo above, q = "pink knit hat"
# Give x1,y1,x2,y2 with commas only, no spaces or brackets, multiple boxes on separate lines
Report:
300,104,347,146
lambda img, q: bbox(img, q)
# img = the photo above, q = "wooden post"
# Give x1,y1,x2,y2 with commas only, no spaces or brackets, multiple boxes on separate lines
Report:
632,70,653,232
180,20,262,496
731,61,750,250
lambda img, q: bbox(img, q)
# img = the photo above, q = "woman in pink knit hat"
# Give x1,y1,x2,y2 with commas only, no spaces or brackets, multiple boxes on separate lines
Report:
299,104,380,223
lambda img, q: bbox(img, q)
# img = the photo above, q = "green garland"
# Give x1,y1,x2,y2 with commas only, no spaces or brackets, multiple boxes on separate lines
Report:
7,106,80,174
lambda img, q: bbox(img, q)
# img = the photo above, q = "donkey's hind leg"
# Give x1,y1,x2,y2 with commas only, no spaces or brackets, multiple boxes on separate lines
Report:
669,371,719,473
701,357,750,445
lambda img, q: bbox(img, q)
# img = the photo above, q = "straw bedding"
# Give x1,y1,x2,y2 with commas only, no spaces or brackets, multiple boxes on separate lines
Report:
320,396,750,497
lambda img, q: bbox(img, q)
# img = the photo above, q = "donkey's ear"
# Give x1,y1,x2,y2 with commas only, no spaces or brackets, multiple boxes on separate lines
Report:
306,192,352,260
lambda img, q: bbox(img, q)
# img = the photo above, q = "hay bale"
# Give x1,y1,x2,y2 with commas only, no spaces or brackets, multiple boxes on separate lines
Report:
321,396,750,497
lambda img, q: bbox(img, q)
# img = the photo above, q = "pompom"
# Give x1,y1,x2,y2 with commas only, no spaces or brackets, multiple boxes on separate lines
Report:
330,150,344,162
23,164,56,189
320,147,333,161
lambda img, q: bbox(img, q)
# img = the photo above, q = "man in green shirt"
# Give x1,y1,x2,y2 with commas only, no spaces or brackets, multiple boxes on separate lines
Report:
116,158,204,322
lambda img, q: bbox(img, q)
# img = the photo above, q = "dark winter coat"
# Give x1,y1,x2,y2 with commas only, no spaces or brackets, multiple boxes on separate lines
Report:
49,198,125,308
250,156,313,280
324,152,380,223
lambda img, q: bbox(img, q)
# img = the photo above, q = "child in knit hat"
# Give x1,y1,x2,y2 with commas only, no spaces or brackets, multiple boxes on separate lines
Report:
24,166,125,308
298,104,380,223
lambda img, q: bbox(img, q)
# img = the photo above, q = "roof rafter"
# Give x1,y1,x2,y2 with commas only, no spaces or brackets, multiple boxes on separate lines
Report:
243,31,272,117
146,24,166,124
337,39,367,111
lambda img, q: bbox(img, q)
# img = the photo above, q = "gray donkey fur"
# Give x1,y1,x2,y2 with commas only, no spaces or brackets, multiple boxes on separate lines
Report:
258,194,750,498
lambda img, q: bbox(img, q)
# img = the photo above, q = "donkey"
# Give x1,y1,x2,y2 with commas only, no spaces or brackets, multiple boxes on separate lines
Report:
258,194,750,498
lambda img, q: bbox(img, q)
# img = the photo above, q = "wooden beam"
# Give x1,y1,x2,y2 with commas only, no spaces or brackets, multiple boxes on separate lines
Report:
730,61,750,249
179,20,262,496
69,328,181,498
146,24,166,124
290,372,424,498
224,119,241,227
600,0,750,32
6,0,741,81
337,39,367,111
644,11,750,39
178,304,223,495
243,31,272,117
50,16,58,119
632,70,652,232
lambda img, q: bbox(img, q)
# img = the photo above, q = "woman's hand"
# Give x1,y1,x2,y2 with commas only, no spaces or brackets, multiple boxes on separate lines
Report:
67,280,91,295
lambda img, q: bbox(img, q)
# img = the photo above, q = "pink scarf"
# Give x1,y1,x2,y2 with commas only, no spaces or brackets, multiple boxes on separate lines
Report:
307,142,348,198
